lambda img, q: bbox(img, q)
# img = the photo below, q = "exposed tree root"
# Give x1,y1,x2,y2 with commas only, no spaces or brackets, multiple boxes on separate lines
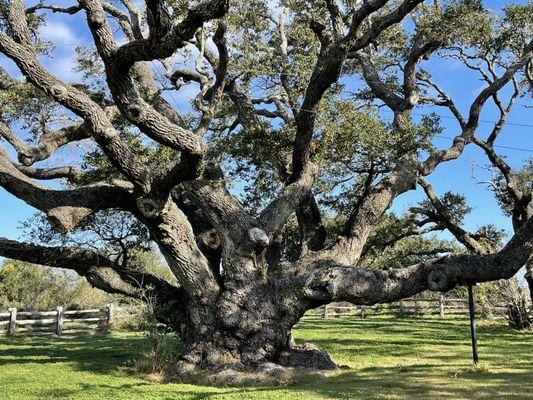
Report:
162,343,341,386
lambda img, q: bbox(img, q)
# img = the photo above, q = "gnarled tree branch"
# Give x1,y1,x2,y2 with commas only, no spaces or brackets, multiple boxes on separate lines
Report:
302,215,533,305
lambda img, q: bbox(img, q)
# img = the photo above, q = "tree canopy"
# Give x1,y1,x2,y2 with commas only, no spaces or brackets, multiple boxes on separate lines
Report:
0,0,531,376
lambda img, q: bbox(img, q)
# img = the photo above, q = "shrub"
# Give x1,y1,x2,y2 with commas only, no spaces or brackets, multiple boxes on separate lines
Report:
0,259,112,311
125,297,181,377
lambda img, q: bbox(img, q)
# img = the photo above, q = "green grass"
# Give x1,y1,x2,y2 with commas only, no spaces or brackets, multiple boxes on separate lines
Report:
0,316,532,399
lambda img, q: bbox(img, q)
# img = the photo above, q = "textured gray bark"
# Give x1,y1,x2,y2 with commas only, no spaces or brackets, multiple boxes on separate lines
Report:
526,265,533,306
0,0,531,377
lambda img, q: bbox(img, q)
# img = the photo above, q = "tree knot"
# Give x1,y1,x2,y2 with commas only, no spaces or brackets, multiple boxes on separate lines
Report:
137,197,163,218
247,228,270,248
17,152,34,166
89,11,106,27
128,103,143,119
427,269,453,292
50,84,68,99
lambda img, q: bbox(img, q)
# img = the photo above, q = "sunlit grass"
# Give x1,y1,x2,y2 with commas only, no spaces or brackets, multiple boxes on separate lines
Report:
0,316,531,399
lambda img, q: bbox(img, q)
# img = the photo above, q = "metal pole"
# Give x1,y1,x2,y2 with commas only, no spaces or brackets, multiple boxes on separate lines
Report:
467,284,479,364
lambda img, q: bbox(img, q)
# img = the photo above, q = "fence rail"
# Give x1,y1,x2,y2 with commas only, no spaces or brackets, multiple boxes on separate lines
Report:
2,296,531,336
0,305,113,336
305,296,532,319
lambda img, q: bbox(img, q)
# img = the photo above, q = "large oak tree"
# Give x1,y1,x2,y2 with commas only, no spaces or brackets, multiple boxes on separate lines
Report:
0,0,532,377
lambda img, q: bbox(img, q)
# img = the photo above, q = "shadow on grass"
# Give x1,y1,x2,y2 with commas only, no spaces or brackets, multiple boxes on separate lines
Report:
0,333,147,374
293,366,533,400
37,383,280,400
1,316,532,399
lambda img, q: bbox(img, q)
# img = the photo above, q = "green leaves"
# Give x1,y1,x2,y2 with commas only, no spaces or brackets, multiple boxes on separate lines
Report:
494,158,533,216
0,81,60,137
420,191,472,225
313,99,438,214
415,0,494,47
359,213,456,269
0,259,112,310
497,2,533,56
78,126,175,186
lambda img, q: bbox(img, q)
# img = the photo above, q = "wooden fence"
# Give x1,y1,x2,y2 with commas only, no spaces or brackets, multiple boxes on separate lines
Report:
305,295,533,319
1,296,531,336
0,305,113,336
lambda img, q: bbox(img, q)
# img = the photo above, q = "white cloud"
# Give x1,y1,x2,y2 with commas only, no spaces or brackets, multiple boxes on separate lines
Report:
42,52,80,82
40,21,77,45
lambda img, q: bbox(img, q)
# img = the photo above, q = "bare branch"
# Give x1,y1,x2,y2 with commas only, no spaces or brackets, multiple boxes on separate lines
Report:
0,146,133,232
26,3,82,15
418,75,466,128
354,51,404,110
118,0,143,39
323,164,417,265
419,40,533,177
0,120,91,166
417,178,485,254
112,0,229,67
346,0,424,52
15,164,84,183
194,22,229,136
81,0,205,191
403,39,441,105
325,0,344,39
291,0,423,182
471,136,532,228
181,165,255,250
134,197,221,302
259,163,318,239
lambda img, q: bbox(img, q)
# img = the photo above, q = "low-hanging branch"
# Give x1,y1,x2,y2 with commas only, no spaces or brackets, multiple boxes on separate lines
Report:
0,236,182,302
302,215,533,305
0,146,133,231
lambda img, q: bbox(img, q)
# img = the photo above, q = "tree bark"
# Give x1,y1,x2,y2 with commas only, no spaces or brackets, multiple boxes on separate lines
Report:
526,264,533,307
155,254,338,378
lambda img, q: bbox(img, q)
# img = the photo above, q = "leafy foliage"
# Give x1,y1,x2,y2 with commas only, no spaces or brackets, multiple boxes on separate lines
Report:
419,191,472,225
494,158,533,217
358,213,456,269
0,259,112,310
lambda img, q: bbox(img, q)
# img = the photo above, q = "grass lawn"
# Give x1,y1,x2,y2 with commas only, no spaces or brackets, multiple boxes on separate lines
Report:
0,316,532,399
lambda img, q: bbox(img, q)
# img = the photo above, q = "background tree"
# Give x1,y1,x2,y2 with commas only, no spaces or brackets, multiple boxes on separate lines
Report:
0,259,112,310
0,0,532,380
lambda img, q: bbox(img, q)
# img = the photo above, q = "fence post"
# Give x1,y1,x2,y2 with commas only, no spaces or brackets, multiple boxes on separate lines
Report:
106,304,114,329
8,308,16,336
56,306,63,336
323,304,328,319
414,298,420,315
399,300,405,316
360,305,366,319
439,294,445,318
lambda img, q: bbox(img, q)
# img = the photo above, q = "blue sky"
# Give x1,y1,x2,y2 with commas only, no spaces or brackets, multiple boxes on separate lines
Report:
0,0,531,249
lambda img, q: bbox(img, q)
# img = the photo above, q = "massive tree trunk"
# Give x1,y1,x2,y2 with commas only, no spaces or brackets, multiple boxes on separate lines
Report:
146,212,533,381
148,253,338,383
168,279,329,372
